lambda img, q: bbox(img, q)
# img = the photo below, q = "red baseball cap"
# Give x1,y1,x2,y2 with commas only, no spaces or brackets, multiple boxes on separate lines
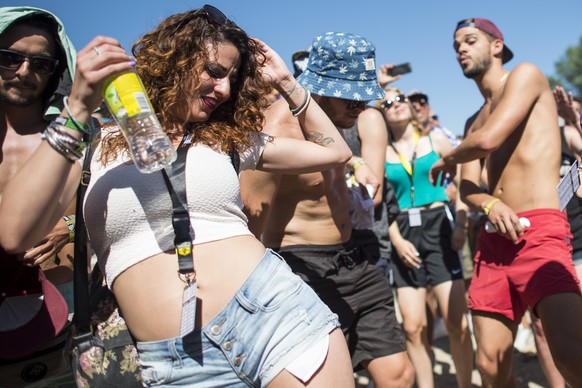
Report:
455,18,514,64
0,255,68,360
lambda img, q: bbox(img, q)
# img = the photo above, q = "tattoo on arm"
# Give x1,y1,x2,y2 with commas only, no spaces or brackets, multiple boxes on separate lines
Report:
304,131,334,145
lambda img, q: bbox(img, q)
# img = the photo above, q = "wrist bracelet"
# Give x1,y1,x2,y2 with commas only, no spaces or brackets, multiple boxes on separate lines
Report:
55,115,89,135
453,221,467,229
353,158,366,171
63,215,75,243
42,122,86,162
483,198,501,216
290,87,311,116
286,81,298,98
62,96,90,135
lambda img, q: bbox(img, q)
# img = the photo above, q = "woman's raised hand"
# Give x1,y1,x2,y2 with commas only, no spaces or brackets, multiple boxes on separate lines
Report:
67,36,134,124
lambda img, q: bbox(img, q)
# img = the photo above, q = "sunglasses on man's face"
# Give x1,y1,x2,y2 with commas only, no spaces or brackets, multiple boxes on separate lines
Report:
344,99,370,110
0,49,59,75
408,96,428,106
381,94,407,110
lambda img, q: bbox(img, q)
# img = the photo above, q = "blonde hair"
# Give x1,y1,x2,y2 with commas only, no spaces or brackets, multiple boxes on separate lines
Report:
379,87,426,141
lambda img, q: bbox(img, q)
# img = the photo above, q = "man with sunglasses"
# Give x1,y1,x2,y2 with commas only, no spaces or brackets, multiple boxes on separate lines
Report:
0,7,77,386
241,32,414,387
430,17,582,387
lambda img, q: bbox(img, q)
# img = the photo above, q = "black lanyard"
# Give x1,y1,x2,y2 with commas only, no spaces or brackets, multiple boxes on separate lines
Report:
161,134,194,277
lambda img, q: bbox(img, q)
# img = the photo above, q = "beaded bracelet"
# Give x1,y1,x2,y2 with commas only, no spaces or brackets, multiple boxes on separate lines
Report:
289,87,311,117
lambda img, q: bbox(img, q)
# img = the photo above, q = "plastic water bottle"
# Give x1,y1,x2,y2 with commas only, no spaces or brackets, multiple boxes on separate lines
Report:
102,70,176,173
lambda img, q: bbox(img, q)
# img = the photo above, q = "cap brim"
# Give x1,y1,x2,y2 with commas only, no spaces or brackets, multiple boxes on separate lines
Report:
0,269,68,360
298,70,385,101
502,46,513,64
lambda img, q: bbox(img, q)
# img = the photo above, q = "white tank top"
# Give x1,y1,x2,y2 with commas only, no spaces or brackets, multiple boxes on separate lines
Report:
84,131,268,287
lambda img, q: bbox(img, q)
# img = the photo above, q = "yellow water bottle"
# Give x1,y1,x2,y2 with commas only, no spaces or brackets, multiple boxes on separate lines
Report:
102,69,176,173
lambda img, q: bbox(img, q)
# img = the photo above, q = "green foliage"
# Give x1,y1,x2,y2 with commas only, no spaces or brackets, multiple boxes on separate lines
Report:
551,35,582,98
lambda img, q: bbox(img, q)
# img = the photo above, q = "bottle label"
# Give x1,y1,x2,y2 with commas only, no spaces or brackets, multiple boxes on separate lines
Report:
103,72,153,118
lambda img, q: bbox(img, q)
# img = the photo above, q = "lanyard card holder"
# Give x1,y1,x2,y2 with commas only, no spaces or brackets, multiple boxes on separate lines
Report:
162,133,197,337
408,208,422,227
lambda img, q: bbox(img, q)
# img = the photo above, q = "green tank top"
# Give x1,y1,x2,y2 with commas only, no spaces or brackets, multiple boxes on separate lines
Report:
385,149,448,209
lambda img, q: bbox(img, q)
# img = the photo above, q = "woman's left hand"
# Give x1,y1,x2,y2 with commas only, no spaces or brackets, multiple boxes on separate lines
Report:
254,39,294,88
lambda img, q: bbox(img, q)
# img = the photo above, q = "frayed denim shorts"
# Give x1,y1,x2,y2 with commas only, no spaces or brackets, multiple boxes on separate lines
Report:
136,249,339,387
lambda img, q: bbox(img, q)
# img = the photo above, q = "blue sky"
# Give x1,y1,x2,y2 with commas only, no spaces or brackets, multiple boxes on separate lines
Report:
4,0,581,136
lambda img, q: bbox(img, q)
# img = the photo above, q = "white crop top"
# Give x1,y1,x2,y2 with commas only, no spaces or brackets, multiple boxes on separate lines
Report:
84,131,268,287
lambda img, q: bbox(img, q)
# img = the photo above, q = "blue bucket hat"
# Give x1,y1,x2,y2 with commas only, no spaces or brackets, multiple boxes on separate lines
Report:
297,32,384,101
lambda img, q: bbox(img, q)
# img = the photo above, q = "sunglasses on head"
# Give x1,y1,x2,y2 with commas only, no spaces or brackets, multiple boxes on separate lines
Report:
0,49,59,75
198,4,232,26
381,94,407,110
344,99,370,110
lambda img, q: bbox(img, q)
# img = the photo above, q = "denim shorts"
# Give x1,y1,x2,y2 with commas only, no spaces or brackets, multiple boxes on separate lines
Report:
136,249,339,387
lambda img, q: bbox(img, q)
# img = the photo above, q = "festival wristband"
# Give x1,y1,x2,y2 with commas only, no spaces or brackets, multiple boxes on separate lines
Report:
63,215,75,243
483,198,501,216
353,158,366,171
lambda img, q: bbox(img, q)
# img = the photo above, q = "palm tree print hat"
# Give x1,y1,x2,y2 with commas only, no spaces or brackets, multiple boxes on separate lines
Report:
297,32,385,101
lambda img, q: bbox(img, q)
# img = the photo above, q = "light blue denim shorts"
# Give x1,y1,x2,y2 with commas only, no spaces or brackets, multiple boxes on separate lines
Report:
136,249,339,387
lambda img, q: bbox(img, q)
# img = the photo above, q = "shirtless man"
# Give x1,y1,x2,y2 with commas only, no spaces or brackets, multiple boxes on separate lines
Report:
241,32,414,387
430,18,582,387
0,7,77,384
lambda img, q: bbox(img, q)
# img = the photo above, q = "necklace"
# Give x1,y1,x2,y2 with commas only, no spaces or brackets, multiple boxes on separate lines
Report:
491,73,509,102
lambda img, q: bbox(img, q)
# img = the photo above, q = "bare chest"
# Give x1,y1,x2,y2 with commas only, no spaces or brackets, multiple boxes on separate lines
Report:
0,130,42,194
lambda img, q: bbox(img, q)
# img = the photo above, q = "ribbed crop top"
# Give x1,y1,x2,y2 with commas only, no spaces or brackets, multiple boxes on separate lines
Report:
83,130,268,288
385,149,448,209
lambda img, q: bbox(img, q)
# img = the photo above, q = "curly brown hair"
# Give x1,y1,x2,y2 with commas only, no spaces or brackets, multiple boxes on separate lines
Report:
100,7,271,165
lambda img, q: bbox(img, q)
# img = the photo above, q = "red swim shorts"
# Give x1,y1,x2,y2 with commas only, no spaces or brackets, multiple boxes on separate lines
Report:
468,208,581,322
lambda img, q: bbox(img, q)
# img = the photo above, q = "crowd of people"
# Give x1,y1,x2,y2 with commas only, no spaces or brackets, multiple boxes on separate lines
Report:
0,5,581,388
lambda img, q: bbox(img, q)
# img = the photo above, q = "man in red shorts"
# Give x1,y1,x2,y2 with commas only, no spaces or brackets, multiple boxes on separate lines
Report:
430,17,582,387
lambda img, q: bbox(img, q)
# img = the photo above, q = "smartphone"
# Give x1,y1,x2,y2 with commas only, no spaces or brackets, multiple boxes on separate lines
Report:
388,63,412,76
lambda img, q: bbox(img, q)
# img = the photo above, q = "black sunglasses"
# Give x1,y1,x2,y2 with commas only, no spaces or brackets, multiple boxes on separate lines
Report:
381,94,407,110
345,99,370,110
0,49,59,75
408,95,428,106
198,4,232,26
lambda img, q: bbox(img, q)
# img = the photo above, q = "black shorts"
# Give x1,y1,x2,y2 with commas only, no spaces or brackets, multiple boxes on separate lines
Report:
391,206,463,288
277,238,407,370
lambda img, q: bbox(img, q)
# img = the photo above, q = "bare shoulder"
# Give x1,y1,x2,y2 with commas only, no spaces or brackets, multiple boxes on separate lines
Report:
357,107,387,137
263,98,301,138
507,62,547,85
429,129,453,155
500,62,550,115
358,106,383,121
